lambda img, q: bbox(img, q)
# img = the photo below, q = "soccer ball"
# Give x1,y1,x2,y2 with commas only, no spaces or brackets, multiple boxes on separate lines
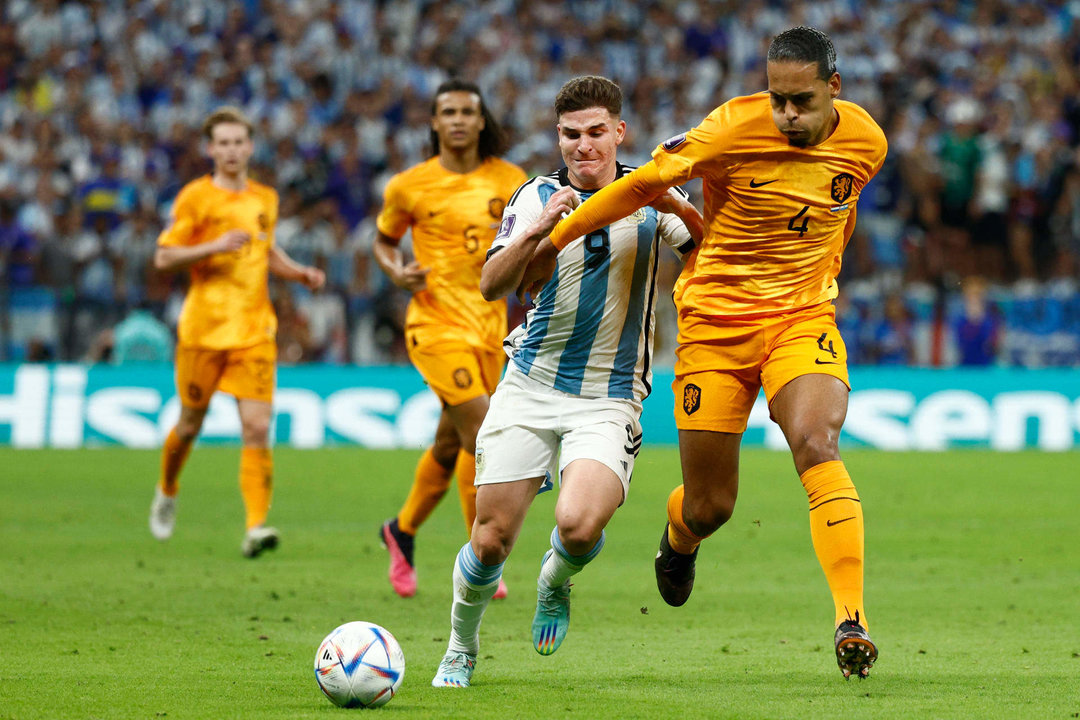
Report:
314,621,405,708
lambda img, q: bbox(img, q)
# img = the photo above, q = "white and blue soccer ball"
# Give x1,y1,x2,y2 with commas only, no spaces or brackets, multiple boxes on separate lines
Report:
314,621,405,708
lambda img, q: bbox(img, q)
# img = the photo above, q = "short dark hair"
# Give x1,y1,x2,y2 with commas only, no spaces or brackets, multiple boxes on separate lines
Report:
767,26,837,81
429,79,508,159
554,76,622,119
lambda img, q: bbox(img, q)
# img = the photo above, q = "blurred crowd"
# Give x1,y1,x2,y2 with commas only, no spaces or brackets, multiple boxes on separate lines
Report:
1,0,1079,367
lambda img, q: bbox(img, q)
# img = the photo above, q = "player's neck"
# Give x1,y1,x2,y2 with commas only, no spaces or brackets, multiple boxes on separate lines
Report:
438,147,483,174
212,169,248,192
811,108,841,147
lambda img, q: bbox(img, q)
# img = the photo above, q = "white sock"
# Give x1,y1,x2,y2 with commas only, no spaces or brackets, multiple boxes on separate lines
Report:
538,527,605,589
447,542,502,655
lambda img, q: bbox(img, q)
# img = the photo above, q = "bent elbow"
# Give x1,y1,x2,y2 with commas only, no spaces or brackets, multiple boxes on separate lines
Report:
479,278,499,302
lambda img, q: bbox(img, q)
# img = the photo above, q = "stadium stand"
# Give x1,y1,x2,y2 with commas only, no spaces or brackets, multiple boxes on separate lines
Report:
1,0,1078,366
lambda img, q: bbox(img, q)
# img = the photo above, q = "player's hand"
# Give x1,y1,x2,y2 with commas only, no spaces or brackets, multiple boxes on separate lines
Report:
301,266,326,291
647,188,686,215
214,229,251,254
532,187,580,237
396,261,430,293
516,246,557,304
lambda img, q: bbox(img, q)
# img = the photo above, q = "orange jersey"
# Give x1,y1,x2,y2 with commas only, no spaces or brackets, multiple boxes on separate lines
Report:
159,176,279,349
376,156,528,349
653,93,887,317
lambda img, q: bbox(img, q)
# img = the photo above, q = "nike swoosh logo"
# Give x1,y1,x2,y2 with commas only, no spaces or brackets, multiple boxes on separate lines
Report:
749,179,779,188
814,359,841,365
827,516,856,527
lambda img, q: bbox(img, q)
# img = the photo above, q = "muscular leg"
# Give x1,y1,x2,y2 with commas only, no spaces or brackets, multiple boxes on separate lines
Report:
447,477,543,656
771,375,868,632
445,395,490,533
150,404,206,540
397,410,459,535
654,430,741,606
552,459,623,555
159,405,207,495
237,399,273,529
769,374,846,475
671,429,742,546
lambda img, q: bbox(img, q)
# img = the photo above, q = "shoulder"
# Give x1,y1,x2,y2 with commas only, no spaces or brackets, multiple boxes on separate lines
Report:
385,158,439,194
172,176,212,211
508,170,561,206
834,100,888,164
247,178,279,203
485,157,528,181
836,101,887,144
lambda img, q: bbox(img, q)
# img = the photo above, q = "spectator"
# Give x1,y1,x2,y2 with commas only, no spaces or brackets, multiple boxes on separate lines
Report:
111,305,173,364
954,276,1000,366
0,0,1078,367
867,294,914,366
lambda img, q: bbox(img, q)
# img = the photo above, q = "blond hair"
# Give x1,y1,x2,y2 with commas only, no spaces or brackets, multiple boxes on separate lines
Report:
202,106,254,140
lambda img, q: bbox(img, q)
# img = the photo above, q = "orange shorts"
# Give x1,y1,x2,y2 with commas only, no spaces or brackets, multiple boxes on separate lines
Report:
406,330,504,407
175,341,277,409
673,303,849,433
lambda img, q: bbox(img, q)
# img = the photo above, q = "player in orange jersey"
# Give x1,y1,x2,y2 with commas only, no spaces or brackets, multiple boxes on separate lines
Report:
148,106,325,558
374,80,528,598
543,28,886,679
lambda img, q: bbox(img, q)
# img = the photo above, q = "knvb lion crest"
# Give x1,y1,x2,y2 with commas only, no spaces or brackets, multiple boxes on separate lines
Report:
683,383,701,415
831,173,855,204
453,367,473,389
488,198,506,220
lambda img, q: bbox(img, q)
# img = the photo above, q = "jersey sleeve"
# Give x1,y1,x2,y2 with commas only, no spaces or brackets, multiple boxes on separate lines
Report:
487,178,545,259
656,186,696,262
375,174,412,241
650,104,736,186
157,185,199,247
548,163,668,250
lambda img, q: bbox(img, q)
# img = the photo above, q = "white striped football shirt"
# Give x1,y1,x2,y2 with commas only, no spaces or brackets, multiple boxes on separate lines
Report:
489,164,695,401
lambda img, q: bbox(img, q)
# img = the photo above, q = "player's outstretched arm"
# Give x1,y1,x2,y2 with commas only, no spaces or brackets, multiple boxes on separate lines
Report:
480,187,578,301
373,230,429,293
549,162,672,250
269,244,325,290
154,229,251,272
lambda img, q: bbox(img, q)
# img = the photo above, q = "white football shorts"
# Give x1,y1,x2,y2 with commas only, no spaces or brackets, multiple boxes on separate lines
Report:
474,364,644,500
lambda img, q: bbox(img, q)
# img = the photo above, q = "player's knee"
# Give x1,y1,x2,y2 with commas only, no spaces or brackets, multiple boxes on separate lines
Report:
684,495,734,536
554,517,603,556
472,521,512,566
175,420,201,444
789,429,840,468
241,419,271,446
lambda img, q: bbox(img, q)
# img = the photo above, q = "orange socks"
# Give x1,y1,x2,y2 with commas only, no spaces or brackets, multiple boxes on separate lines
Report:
454,452,478,537
800,460,866,629
159,428,192,497
397,448,454,535
239,446,273,530
666,485,707,555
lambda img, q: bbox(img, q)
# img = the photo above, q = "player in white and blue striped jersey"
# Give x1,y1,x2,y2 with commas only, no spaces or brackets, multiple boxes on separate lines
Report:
433,76,703,688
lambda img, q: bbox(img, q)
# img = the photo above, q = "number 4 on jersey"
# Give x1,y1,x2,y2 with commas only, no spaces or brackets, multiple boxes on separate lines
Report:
788,205,810,237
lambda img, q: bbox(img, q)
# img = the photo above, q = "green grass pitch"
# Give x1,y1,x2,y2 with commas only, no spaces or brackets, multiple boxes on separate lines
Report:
1,447,1078,719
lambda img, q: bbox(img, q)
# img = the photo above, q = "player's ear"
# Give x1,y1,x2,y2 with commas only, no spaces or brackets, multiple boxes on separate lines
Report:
614,119,626,146
828,72,841,100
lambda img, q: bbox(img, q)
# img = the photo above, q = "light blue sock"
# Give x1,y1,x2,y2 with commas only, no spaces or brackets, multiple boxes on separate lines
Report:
538,527,605,588
448,543,503,655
